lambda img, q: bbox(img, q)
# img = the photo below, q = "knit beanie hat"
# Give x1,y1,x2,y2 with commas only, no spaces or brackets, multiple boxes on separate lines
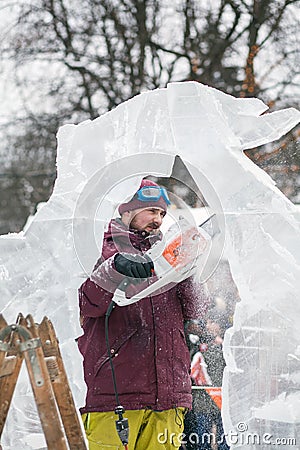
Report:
118,179,169,215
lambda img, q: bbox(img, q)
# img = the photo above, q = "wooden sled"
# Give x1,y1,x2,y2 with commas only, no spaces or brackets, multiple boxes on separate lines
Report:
0,314,87,450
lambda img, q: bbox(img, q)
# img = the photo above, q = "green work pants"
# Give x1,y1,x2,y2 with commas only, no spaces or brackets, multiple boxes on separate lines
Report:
82,408,186,449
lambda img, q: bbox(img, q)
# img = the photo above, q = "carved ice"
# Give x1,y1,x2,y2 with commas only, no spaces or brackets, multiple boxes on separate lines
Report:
0,82,299,449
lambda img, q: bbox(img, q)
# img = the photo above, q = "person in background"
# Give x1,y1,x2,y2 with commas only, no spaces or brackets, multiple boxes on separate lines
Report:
182,308,230,450
77,178,209,450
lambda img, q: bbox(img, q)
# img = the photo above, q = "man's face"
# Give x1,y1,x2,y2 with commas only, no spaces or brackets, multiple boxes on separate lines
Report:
130,207,166,233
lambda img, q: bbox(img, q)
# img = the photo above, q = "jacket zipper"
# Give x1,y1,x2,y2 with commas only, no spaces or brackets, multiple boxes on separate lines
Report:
150,294,159,407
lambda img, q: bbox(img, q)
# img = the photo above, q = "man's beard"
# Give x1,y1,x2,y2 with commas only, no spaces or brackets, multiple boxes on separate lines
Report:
147,224,160,235
130,217,160,233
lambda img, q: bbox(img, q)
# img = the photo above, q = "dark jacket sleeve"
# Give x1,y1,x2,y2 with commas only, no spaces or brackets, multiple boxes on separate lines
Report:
79,236,124,318
176,277,210,321
79,278,114,318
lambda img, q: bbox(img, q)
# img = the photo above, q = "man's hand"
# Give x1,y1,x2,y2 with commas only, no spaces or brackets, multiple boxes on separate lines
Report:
114,253,154,278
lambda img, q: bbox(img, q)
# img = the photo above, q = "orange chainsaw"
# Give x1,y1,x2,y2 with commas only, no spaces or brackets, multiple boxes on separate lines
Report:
112,214,215,306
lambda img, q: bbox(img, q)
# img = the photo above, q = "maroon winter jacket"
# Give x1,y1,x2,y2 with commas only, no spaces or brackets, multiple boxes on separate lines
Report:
78,218,208,413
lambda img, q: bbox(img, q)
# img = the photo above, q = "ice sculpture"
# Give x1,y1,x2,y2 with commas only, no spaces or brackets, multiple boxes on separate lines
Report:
0,82,299,449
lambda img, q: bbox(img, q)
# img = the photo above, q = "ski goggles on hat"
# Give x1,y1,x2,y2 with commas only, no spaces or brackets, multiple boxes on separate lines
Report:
136,186,171,205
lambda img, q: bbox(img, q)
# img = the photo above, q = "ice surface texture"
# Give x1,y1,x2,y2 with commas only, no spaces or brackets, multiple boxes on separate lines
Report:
0,82,299,449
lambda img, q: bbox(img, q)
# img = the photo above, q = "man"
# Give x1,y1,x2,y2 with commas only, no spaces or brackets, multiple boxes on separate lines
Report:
78,179,208,449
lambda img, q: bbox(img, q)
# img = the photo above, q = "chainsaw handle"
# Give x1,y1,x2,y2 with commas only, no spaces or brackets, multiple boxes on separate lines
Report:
112,288,131,306
112,277,146,307
116,277,131,292
112,287,145,307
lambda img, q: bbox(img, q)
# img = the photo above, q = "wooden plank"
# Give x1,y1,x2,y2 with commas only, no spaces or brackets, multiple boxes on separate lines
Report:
0,356,17,378
39,317,88,450
0,315,23,438
0,316,7,329
20,315,69,450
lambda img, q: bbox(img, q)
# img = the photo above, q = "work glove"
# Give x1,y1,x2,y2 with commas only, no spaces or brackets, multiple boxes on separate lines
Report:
114,253,154,279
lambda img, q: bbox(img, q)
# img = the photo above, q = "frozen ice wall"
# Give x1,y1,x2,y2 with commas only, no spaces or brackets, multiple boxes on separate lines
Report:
0,82,299,449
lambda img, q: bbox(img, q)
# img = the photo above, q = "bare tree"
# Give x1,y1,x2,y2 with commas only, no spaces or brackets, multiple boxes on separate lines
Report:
0,0,299,232
2,0,299,111
0,114,58,233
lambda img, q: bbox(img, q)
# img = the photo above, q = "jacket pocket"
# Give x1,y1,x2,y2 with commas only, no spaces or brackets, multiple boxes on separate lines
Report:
94,327,138,377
